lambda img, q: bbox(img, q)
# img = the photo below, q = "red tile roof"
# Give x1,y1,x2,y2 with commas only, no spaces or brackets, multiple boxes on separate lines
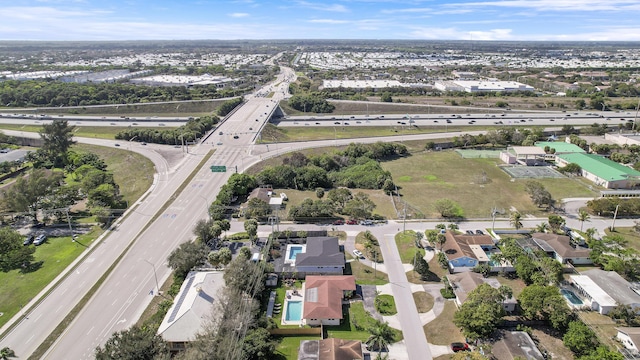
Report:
303,276,355,320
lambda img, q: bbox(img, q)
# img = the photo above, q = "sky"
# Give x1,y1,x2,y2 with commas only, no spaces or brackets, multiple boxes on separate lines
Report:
2,0,640,41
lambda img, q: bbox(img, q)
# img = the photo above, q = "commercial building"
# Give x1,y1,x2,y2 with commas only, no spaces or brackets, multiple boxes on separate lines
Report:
434,80,534,93
555,153,640,189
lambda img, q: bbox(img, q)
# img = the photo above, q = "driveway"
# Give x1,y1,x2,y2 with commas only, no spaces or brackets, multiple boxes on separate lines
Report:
359,285,383,322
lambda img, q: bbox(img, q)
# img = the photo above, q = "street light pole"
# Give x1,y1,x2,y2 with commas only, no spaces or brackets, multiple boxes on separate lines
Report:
144,259,160,296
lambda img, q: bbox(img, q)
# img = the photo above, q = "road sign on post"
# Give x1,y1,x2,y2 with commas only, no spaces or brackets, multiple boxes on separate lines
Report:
210,165,226,173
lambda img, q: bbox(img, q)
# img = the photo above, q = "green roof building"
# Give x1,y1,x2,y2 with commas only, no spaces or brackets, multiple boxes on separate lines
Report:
556,153,640,189
535,141,586,154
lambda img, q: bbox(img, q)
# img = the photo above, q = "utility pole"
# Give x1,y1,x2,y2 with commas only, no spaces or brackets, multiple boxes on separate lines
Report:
403,202,407,233
144,259,160,296
610,204,620,231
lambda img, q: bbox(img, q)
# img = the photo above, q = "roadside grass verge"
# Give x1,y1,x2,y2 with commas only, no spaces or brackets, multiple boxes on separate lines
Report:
0,227,102,329
381,150,598,218
605,227,640,252
374,294,397,316
344,261,388,286
0,124,164,140
28,150,215,359
423,300,464,345
324,302,402,342
395,230,423,263
413,291,435,313
355,231,384,263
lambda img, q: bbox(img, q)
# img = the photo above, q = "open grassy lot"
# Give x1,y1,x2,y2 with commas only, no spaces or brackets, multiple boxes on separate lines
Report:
395,230,424,263
531,328,575,360
427,255,448,280
374,294,397,315
605,227,640,252
74,144,154,206
578,311,620,350
344,261,388,285
0,227,101,328
381,150,598,218
0,124,163,140
423,300,465,345
413,291,435,313
495,276,527,298
274,335,321,360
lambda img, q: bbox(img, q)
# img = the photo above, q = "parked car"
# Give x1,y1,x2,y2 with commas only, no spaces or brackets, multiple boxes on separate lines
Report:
33,234,47,246
466,230,474,235
451,342,469,352
352,249,364,258
333,219,344,225
360,220,374,226
346,219,358,225
23,235,35,246
475,230,484,235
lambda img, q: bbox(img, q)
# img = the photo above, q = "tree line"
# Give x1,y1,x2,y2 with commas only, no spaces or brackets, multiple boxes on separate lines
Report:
115,115,219,144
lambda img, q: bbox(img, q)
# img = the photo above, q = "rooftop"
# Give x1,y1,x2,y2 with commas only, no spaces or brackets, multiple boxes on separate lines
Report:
556,153,640,182
303,275,355,320
534,141,586,154
582,269,640,306
295,237,345,268
492,331,544,360
531,233,591,258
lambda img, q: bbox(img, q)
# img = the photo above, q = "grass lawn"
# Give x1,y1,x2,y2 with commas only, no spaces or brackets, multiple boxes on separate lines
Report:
355,231,384,263
344,261,388,285
423,300,464,345
381,150,598,218
531,328,575,360
274,335,321,360
73,143,154,206
325,302,403,342
0,227,102,328
395,230,424,263
427,255,448,280
495,276,527,298
0,124,163,140
605,227,640,252
413,291,434,313
374,294,397,316
578,311,620,350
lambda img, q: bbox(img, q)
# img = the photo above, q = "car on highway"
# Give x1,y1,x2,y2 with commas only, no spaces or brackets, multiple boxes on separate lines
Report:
33,234,47,246
233,135,239,139
114,143,120,147
219,131,223,135
346,219,358,225
216,142,223,145
352,249,364,258
360,220,374,226
23,235,35,246
141,142,147,145
451,343,469,352
334,121,340,125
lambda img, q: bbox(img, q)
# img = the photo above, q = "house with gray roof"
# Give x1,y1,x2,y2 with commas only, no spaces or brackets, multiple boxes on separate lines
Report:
157,271,224,353
491,331,545,360
294,237,345,274
531,232,592,264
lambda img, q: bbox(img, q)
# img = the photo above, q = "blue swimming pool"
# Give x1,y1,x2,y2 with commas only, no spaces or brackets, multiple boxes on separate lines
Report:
285,301,302,321
288,246,303,260
561,289,583,305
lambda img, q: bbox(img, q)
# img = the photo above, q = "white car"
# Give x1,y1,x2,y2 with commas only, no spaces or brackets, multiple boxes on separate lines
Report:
352,249,364,258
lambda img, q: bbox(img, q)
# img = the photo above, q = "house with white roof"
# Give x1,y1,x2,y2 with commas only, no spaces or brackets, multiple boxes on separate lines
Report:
157,271,225,353
569,269,640,315
617,327,640,354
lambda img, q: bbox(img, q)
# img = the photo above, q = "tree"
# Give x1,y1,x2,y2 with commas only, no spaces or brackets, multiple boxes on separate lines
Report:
194,219,213,243
315,187,325,199
380,92,392,102
244,219,258,243
559,162,582,175
0,227,36,272
217,247,232,266
326,188,353,212
39,119,76,166
535,222,548,233
510,211,522,230
578,209,591,232
608,304,640,326
524,181,555,209
453,283,506,340
245,198,271,219
519,285,572,330
365,321,395,355
94,326,170,360
0,347,16,360
342,192,376,219
382,179,395,195
548,214,565,232
434,198,462,218
2,169,63,221
412,251,430,280
436,233,446,251
241,327,277,360
563,321,599,357
167,242,209,279
578,346,624,360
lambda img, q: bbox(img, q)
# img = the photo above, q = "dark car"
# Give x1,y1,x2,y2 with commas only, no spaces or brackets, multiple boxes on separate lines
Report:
333,219,344,225
33,234,47,246
475,230,484,235
451,342,469,352
219,131,224,135
23,235,35,246
233,135,239,139
466,230,474,235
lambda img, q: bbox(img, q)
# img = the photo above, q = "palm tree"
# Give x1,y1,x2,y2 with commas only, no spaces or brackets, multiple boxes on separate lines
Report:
448,223,459,231
366,321,395,356
436,233,447,251
0,347,16,360
578,209,591,232
535,222,548,233
584,227,597,243
510,211,522,230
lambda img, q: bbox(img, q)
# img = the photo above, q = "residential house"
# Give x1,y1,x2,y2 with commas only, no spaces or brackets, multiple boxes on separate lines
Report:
491,331,545,360
157,271,225,353
617,327,640,354
298,338,363,360
295,237,346,274
569,269,640,315
441,231,497,273
248,187,284,210
531,233,592,264
303,275,355,326
447,272,517,312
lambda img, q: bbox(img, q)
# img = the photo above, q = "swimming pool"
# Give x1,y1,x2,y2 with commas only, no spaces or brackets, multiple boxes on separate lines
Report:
288,246,304,260
285,301,303,321
561,289,583,305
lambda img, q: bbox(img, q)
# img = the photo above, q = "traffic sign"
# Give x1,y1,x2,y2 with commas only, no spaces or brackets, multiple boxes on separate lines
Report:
210,165,226,173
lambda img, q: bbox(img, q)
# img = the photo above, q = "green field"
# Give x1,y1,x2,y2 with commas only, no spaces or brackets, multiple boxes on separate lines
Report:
0,228,101,328
0,124,163,140
381,150,598,218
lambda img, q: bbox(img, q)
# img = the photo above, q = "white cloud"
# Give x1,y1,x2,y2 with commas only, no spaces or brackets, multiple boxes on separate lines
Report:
446,0,640,12
295,1,349,12
308,19,349,24
229,12,249,17
409,26,514,40
380,7,432,14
